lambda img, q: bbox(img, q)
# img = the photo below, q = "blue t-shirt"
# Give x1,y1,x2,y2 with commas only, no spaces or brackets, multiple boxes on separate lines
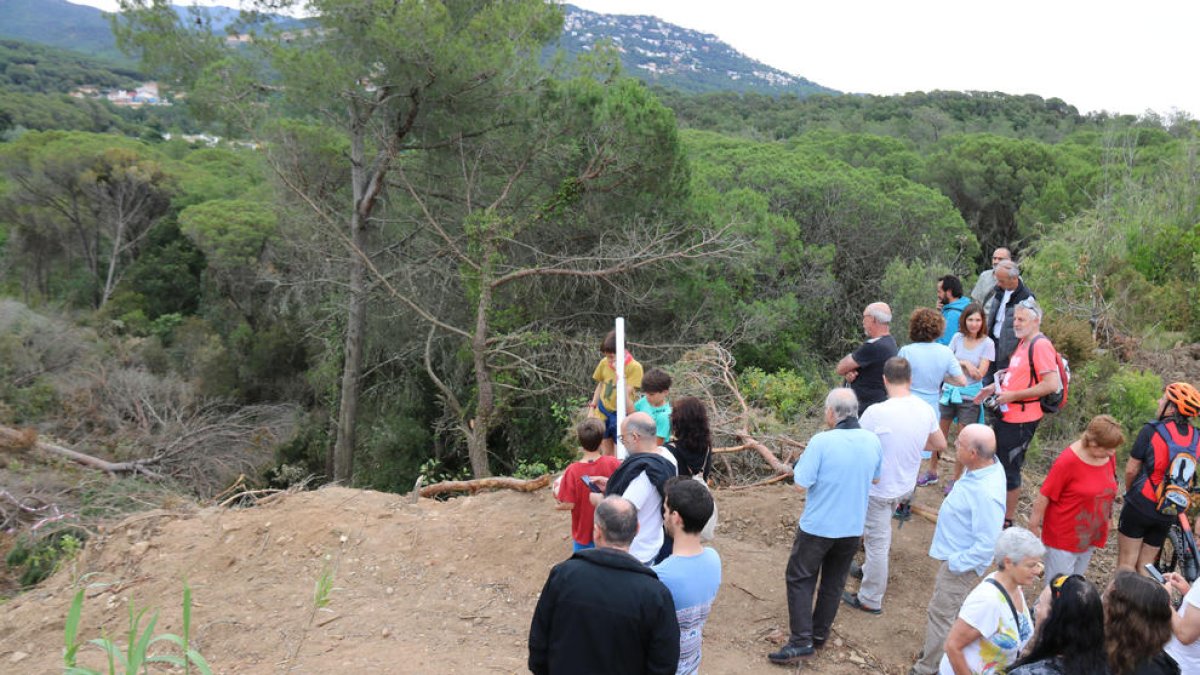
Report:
899,341,964,413
795,423,882,538
635,397,672,441
653,548,722,675
939,297,971,345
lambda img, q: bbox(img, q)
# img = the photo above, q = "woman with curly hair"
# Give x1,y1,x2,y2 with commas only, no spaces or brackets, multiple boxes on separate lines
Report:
899,307,967,487
1104,571,1179,675
665,396,712,480
1008,573,1109,674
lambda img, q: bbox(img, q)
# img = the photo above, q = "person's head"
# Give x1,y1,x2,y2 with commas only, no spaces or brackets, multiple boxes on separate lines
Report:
882,356,912,393
620,412,658,453
662,476,714,537
576,418,605,454
993,526,1045,586
1104,571,1174,675
1012,297,1043,340
600,330,618,365
862,302,892,337
908,307,945,344
955,423,996,469
1013,574,1107,673
641,368,672,406
1160,382,1200,422
1079,414,1125,461
669,396,712,455
937,275,963,303
957,303,987,340
994,260,1021,291
593,496,639,550
824,388,859,428
991,248,1012,270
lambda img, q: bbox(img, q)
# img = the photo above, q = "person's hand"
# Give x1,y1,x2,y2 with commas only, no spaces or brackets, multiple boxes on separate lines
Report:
844,370,858,383
588,400,597,409
973,385,996,404
552,474,563,498
1027,521,1041,538
590,476,608,490
996,390,1019,405
1164,571,1191,595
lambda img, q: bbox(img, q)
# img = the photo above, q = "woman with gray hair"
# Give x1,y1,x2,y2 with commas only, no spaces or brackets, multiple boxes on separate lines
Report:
941,527,1043,674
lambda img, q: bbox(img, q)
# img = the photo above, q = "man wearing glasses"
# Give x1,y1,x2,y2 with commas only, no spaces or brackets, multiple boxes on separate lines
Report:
970,247,1012,306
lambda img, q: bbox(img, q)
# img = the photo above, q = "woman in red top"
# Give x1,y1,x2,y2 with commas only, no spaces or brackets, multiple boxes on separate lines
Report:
1028,414,1125,585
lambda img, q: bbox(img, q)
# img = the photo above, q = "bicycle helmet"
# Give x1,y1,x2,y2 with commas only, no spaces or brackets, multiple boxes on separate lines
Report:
1165,382,1200,418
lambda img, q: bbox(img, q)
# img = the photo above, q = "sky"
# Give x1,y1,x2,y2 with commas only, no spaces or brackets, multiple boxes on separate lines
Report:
68,0,1198,118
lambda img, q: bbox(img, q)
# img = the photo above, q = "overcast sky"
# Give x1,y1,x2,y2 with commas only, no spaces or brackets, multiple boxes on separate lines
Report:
69,0,1197,118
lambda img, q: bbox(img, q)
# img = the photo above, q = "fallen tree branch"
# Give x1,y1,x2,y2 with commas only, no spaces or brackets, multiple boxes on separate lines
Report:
417,473,551,498
0,426,163,478
727,473,791,491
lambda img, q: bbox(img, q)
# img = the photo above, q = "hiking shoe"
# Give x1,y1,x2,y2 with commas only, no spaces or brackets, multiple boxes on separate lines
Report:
849,561,864,581
842,591,883,615
942,479,956,497
916,471,938,487
768,643,815,664
813,636,827,650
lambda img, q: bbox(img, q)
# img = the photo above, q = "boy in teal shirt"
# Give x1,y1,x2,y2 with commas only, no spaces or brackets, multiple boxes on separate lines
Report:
634,368,672,446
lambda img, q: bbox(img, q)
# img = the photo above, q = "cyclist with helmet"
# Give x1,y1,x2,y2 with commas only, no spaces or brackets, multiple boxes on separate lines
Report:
1117,382,1200,573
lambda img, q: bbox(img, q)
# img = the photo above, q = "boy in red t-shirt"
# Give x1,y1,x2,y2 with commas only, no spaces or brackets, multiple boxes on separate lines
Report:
554,418,621,552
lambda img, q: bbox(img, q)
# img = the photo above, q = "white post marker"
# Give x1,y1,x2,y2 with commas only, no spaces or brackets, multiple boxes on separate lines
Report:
615,317,627,461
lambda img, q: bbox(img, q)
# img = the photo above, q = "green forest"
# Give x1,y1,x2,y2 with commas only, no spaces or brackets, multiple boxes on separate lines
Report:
1,0,1195,534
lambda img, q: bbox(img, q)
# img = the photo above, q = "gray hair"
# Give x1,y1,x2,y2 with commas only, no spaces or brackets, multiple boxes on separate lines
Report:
994,526,1045,568
595,496,639,546
1015,297,1043,321
961,423,996,461
825,387,859,422
624,414,657,442
995,259,1020,278
865,303,892,324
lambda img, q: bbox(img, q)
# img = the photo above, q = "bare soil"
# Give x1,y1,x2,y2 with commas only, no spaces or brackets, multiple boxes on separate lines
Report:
0,458,1099,675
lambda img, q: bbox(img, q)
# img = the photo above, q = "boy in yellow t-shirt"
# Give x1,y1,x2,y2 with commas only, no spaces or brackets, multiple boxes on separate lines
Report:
588,330,643,456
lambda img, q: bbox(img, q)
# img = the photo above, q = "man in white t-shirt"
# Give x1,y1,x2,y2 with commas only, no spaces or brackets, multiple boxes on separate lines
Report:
844,357,946,614
590,412,677,564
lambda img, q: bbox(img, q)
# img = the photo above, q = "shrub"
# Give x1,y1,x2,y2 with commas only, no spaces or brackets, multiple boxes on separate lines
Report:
1042,315,1096,367
738,367,828,420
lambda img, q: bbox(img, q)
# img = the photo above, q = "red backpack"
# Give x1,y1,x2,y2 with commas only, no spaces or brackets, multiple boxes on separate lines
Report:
1026,334,1070,413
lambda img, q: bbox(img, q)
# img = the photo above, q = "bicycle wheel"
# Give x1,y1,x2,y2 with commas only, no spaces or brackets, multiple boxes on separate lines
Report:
1160,525,1185,575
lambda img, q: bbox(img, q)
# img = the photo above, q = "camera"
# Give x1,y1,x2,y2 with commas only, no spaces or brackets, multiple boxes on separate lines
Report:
982,394,1001,411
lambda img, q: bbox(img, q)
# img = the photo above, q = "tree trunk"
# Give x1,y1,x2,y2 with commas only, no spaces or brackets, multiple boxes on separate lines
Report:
467,239,495,478
332,129,371,484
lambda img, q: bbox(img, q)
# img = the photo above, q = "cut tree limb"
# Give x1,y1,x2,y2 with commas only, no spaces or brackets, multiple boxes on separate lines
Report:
0,426,163,478
417,473,551,498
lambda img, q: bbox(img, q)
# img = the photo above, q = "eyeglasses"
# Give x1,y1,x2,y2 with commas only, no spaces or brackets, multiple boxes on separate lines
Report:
1016,297,1042,319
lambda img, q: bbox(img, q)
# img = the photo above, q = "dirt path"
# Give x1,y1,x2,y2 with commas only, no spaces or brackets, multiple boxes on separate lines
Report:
0,477,987,674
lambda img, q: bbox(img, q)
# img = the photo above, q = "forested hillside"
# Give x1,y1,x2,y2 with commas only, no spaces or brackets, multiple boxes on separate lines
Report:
1,0,1197,601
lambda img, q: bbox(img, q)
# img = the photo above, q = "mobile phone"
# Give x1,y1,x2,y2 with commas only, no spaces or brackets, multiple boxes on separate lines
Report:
1145,563,1165,584
581,475,602,493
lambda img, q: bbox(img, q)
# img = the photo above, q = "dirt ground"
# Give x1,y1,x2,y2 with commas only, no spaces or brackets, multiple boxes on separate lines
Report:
0,451,1117,675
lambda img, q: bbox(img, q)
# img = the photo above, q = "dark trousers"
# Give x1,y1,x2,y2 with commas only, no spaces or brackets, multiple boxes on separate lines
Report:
784,526,860,647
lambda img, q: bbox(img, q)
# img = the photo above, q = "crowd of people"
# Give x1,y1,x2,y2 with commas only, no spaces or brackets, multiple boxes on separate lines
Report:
526,248,1200,674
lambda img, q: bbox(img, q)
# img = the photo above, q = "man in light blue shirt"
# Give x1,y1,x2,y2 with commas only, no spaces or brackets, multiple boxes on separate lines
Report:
768,388,882,666
911,423,1006,675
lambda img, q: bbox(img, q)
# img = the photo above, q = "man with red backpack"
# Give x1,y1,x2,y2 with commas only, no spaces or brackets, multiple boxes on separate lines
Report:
975,298,1065,527
1116,382,1200,573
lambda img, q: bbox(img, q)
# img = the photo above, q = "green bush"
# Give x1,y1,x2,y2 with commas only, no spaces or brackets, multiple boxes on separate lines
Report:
738,367,827,420
1042,315,1096,367
1105,367,1164,438
5,531,83,587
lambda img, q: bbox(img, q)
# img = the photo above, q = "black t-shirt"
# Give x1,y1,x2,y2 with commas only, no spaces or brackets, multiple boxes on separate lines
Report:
849,334,897,413
1125,420,1198,521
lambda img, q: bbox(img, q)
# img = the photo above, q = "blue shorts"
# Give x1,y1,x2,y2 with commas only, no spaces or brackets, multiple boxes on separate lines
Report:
597,400,618,440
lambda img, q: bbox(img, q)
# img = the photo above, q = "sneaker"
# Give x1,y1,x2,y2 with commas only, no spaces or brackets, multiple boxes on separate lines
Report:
768,643,815,664
893,501,912,521
942,479,956,497
842,590,883,615
916,471,938,487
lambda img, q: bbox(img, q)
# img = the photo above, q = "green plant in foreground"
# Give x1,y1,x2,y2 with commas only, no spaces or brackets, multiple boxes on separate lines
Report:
64,581,211,675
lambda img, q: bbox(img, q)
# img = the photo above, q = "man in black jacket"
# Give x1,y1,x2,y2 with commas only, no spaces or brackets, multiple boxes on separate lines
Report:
528,496,680,675
985,260,1034,382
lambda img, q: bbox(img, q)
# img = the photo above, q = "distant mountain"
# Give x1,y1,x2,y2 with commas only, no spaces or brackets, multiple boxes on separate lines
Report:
0,0,127,62
557,4,836,97
3,0,835,98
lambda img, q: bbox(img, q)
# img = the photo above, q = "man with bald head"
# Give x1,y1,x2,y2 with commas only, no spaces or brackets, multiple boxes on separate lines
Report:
591,412,677,564
529,496,681,674
768,388,883,665
910,424,1006,675
836,302,899,416
970,247,1012,306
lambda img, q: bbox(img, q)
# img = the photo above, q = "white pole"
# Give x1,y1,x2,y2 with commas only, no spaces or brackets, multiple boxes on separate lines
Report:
615,317,627,461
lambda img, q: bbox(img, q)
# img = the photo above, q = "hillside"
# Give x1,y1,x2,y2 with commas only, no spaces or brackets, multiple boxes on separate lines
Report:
557,4,836,96
2,0,835,98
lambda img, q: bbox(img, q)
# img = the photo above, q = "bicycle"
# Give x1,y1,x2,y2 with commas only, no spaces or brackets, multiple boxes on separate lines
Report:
1157,510,1200,583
